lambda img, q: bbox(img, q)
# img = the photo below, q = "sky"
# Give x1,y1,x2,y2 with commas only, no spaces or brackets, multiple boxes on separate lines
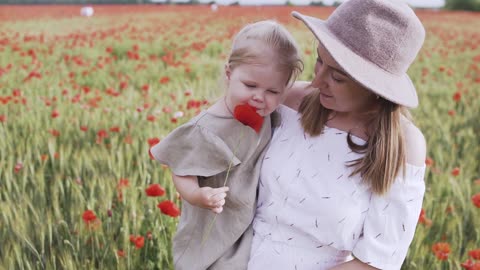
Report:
155,0,445,8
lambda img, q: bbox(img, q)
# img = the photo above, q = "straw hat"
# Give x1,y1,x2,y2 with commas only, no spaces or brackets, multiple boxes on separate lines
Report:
292,0,425,108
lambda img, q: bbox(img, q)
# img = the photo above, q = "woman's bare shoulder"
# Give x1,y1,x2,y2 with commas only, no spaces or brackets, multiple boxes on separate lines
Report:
401,118,426,167
283,81,314,111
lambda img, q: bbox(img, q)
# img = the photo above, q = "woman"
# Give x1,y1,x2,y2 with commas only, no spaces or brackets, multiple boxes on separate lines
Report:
248,0,426,269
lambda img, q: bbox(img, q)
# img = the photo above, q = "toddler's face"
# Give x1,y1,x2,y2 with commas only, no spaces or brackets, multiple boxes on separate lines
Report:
225,62,288,117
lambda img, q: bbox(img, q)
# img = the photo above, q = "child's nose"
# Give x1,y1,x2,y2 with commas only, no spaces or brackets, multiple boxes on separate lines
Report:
252,91,264,102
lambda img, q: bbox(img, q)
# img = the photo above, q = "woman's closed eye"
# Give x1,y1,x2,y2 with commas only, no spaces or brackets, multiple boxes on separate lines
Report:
331,71,345,82
244,83,256,88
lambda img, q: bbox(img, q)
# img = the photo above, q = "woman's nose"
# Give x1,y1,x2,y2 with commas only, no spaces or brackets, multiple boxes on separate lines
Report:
311,66,328,88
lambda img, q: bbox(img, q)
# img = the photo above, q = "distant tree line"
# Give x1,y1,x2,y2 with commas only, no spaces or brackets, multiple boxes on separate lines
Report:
445,0,480,11
1,0,479,11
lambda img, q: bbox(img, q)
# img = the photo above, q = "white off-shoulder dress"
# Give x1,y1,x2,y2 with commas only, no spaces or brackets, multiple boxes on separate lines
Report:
248,105,426,270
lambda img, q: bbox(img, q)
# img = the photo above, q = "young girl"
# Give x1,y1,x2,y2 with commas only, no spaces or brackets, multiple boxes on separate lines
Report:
150,20,303,270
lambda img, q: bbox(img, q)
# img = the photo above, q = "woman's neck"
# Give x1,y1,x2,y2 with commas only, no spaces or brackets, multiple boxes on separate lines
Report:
326,111,371,140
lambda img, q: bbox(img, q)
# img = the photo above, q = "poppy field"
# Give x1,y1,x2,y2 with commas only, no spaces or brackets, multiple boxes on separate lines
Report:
0,4,479,270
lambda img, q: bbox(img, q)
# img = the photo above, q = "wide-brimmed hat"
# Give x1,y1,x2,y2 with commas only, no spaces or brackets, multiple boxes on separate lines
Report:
292,0,425,108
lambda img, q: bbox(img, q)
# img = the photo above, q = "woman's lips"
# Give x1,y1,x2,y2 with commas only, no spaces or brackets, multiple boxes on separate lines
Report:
320,92,333,98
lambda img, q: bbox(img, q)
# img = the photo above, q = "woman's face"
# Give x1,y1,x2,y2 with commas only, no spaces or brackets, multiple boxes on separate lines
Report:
312,43,377,116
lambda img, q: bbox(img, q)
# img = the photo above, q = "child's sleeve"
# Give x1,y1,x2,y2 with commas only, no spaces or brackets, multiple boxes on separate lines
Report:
150,123,241,177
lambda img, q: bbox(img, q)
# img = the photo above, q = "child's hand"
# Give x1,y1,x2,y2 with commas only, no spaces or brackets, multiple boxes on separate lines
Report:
190,186,229,214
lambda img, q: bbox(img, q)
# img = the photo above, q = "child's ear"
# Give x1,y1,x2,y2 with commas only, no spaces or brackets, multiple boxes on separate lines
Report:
224,64,231,80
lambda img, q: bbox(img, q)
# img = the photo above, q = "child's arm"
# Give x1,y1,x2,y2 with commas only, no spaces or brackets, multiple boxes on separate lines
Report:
172,174,229,214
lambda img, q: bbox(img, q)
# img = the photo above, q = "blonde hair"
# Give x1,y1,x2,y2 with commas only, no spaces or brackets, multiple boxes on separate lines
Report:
298,91,409,195
228,20,303,87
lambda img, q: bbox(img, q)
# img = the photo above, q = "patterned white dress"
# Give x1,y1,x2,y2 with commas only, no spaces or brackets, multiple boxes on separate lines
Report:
248,105,426,270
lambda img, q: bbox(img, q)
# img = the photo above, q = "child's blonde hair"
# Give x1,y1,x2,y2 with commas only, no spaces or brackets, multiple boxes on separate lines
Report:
228,20,303,87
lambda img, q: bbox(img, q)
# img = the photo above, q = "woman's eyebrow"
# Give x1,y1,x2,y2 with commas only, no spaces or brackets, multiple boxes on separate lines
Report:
316,49,348,77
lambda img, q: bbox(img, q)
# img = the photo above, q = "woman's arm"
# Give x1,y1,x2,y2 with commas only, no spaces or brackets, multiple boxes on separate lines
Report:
402,119,427,166
283,81,314,111
329,258,379,270
172,174,229,213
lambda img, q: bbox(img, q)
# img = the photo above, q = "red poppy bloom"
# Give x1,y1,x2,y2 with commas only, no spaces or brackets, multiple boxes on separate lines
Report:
469,249,480,260
147,115,156,122
145,184,165,197
418,208,432,226
117,178,129,189
97,129,108,139
453,91,461,102
159,76,170,84
109,126,120,133
49,129,60,137
432,242,451,261
82,210,97,224
147,138,160,147
0,115,6,123
14,162,22,173
117,249,125,258
157,200,180,217
51,109,59,118
461,259,480,270
80,125,88,132
425,157,434,167
129,235,145,249
472,193,480,208
451,167,460,176
233,104,263,133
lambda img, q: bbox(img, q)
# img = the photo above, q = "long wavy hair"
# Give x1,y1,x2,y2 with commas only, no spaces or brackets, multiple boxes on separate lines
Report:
298,89,410,195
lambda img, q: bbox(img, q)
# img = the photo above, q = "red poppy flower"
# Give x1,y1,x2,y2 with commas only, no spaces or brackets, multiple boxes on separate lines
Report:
469,249,480,260
432,242,450,261
49,129,60,137
451,167,460,176
82,210,97,224
157,200,180,217
97,129,108,139
461,259,480,270
0,115,6,123
147,115,156,122
147,137,160,147
51,109,59,118
14,162,22,173
145,184,165,197
418,208,432,226
117,249,125,258
159,76,170,84
233,104,263,133
472,193,480,208
425,157,434,167
129,235,145,249
453,91,461,102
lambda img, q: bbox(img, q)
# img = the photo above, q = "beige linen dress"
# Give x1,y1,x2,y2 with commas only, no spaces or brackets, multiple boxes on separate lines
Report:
150,110,278,270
